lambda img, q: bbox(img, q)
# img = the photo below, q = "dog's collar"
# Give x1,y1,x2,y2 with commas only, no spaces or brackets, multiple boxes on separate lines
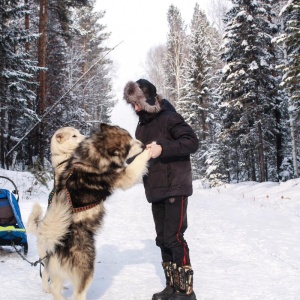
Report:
49,167,106,213
64,189,104,213
48,187,104,213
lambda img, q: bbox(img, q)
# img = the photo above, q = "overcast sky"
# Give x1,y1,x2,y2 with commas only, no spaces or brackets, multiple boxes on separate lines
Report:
93,0,212,133
94,0,212,94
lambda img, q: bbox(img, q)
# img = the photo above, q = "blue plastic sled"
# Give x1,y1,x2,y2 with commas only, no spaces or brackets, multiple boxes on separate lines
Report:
0,176,28,255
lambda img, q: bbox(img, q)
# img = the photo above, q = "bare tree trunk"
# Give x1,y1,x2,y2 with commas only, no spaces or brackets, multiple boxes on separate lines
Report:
250,149,256,181
281,19,299,178
289,108,299,178
173,29,185,108
0,11,7,168
0,106,5,168
36,0,48,167
199,95,209,141
269,11,283,181
174,42,181,107
0,67,5,167
257,120,266,181
274,106,283,178
82,35,87,121
25,0,30,52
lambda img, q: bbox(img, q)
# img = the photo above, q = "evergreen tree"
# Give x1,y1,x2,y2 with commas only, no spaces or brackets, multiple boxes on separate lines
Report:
0,0,40,168
0,0,114,170
34,0,95,165
179,4,222,179
32,0,113,166
66,2,113,131
276,0,300,178
220,0,280,182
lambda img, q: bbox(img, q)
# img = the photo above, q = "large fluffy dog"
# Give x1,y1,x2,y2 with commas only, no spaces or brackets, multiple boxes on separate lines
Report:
39,126,86,291
50,127,85,184
27,124,149,300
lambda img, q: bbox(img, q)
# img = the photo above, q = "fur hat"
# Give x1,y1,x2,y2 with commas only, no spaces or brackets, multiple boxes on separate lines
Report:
123,80,161,113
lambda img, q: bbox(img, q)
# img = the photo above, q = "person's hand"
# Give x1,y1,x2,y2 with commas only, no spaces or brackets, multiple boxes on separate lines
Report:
146,142,162,159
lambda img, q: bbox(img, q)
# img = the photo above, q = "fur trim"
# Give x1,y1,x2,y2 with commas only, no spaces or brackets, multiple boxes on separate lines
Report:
123,81,161,113
123,81,146,104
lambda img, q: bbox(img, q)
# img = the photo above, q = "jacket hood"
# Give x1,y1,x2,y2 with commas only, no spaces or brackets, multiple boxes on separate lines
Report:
136,99,177,125
160,99,176,113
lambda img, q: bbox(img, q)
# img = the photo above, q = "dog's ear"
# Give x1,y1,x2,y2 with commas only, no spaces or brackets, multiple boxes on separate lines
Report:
100,123,111,132
56,132,70,144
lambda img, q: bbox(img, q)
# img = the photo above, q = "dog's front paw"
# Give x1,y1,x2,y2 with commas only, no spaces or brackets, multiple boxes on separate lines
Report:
140,148,151,161
135,149,150,169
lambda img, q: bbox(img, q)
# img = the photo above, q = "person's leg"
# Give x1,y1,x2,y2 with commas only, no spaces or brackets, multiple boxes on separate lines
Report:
164,196,190,267
163,196,196,300
152,200,173,262
152,200,175,300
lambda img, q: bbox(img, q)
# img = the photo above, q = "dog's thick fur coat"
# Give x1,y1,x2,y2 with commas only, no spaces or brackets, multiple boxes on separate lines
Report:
27,124,149,300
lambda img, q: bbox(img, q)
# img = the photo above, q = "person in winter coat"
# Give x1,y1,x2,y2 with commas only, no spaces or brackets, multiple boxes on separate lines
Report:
123,79,199,300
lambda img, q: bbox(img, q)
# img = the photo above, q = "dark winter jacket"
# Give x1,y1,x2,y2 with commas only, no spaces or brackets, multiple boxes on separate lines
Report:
135,99,199,203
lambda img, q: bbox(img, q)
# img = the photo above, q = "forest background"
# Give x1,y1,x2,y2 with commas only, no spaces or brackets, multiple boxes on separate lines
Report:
0,0,299,186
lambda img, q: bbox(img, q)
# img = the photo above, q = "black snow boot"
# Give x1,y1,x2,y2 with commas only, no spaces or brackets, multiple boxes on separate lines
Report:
169,264,197,300
152,262,175,300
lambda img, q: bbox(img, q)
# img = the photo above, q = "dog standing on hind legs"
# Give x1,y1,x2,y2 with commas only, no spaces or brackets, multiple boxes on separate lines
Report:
27,123,151,300
38,126,86,293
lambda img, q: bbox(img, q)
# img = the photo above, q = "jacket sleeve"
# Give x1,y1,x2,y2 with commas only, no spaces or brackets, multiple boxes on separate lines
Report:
156,113,199,158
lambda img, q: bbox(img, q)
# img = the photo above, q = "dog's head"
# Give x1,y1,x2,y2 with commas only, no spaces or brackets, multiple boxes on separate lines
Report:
51,127,85,168
75,123,144,171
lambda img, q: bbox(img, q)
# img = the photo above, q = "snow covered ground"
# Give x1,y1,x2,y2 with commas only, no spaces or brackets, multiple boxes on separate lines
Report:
0,169,300,300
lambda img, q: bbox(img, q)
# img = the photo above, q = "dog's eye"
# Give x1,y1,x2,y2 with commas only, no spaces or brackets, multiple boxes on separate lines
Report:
72,135,77,138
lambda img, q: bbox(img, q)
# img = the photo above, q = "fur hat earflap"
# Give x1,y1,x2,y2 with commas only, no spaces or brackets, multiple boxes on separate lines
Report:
123,81,161,113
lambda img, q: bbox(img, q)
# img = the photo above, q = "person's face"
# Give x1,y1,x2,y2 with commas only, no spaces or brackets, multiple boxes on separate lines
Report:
132,102,142,112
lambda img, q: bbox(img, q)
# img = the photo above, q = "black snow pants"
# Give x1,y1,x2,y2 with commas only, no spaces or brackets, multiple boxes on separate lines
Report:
151,196,190,267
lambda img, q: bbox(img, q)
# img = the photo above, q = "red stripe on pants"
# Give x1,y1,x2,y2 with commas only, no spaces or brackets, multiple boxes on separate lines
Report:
176,196,188,266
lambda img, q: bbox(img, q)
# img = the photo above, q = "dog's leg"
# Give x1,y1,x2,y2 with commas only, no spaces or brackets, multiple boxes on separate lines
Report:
50,276,66,300
41,268,51,293
115,149,149,189
47,257,66,300
72,273,93,300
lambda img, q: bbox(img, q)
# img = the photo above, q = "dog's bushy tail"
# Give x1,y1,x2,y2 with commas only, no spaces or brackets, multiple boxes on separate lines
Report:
27,191,72,253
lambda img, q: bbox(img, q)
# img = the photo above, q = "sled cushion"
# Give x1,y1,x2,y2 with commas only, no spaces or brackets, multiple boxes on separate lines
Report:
0,226,26,232
0,196,16,226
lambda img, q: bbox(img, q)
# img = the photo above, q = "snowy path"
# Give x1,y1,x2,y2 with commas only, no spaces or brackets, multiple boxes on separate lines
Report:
192,185,300,300
0,171,300,300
